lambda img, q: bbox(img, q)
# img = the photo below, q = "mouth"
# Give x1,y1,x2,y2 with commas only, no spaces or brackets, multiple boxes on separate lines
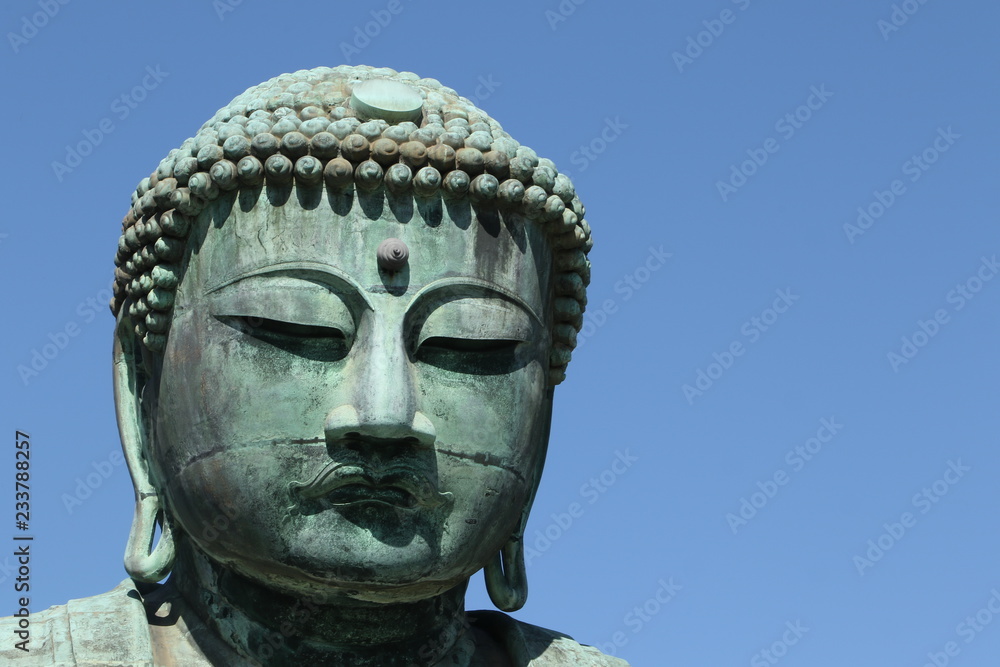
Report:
321,482,417,508
289,463,452,512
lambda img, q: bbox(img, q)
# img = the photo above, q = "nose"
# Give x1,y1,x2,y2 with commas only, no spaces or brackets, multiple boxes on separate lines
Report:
324,404,436,446
323,321,436,448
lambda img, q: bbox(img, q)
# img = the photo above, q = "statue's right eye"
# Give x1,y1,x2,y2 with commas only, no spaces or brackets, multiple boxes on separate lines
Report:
219,315,350,362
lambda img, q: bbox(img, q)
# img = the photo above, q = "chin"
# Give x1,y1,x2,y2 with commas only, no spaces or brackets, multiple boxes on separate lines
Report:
214,542,475,605
187,502,495,603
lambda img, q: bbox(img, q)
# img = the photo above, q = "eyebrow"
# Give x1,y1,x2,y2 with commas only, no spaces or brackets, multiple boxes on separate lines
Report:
406,277,542,325
204,261,374,311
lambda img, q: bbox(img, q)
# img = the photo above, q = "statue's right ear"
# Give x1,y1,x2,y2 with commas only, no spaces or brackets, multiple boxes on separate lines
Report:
113,311,175,583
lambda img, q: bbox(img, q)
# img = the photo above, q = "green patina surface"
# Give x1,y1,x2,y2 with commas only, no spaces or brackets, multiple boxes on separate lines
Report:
1,66,628,666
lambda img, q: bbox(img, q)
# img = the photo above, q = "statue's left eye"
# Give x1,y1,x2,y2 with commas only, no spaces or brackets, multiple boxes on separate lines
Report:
420,337,519,353
415,336,520,374
219,316,350,362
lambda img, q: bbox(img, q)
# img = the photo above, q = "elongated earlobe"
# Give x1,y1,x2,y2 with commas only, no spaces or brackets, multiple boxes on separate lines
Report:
124,493,175,583
115,311,175,582
484,533,528,612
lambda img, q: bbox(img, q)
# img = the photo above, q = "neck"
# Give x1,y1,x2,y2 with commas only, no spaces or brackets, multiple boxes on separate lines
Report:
170,540,474,666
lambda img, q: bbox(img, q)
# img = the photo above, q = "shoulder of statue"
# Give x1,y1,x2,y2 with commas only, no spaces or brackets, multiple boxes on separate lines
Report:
467,610,631,666
0,578,154,666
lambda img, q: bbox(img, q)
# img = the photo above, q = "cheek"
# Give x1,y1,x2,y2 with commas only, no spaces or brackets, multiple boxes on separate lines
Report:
154,310,332,453
415,348,548,455
426,363,549,557
438,465,531,568
165,449,300,559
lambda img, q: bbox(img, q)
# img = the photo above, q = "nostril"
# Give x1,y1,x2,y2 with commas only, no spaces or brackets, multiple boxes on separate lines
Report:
345,432,360,440
403,436,419,445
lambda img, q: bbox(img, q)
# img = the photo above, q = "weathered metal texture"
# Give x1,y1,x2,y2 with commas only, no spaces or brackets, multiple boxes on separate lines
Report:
0,66,628,666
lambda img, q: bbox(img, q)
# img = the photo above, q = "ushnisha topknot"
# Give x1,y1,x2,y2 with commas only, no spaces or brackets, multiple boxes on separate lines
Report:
112,65,591,385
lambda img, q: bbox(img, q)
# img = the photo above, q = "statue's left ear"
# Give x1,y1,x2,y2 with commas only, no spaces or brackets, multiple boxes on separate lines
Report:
484,386,554,612
113,311,175,583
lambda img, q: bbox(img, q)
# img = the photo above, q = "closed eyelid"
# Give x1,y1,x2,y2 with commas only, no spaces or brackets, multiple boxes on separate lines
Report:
416,299,533,348
204,262,373,311
206,275,360,334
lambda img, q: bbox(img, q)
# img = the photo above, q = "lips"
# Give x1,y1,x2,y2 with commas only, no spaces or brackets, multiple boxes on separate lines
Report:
289,462,452,511
323,482,414,507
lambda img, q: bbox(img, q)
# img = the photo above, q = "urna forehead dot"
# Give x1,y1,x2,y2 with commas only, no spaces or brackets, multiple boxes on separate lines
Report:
376,237,409,272
351,79,424,123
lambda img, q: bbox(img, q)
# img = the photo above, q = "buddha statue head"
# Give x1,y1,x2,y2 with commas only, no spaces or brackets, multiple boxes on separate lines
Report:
110,65,593,662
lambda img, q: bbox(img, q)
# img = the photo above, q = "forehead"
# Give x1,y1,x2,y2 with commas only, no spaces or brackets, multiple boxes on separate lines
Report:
182,190,550,309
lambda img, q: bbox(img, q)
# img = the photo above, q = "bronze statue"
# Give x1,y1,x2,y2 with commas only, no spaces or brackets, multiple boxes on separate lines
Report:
3,65,626,666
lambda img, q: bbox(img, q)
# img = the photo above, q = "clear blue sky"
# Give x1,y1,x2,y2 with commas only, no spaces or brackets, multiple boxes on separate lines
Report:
3,1,1000,665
